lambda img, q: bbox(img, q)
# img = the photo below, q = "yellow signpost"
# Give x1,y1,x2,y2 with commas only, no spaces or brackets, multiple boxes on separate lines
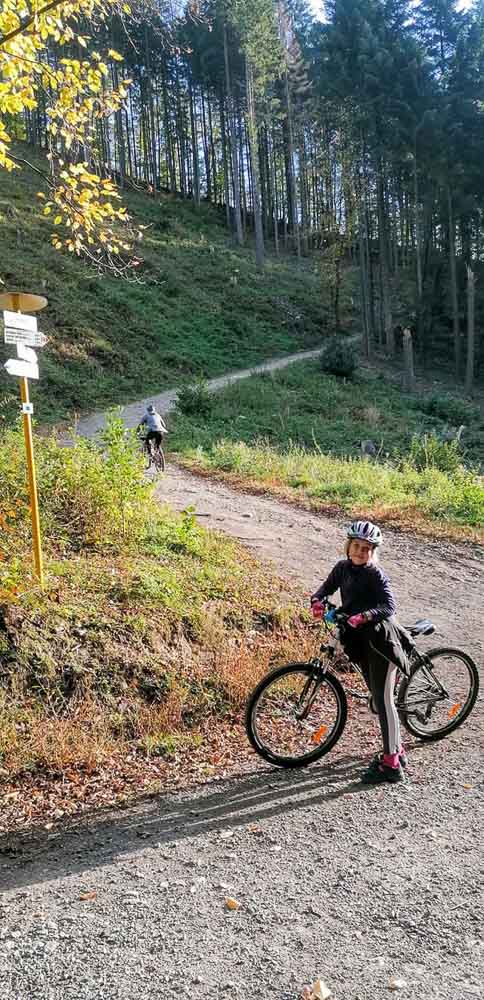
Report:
0,290,48,589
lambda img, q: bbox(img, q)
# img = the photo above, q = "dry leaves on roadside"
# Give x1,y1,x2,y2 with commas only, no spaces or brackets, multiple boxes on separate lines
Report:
79,891,97,902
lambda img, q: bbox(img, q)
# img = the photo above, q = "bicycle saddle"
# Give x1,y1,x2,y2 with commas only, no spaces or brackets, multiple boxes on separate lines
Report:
406,619,435,637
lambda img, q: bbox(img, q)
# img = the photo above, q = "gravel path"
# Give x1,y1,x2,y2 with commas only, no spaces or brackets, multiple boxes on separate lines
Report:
75,347,324,439
3,356,482,1000
1,746,482,1000
157,465,484,665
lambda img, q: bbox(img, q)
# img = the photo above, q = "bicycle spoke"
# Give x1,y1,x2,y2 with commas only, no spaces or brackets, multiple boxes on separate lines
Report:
252,669,342,762
403,652,476,736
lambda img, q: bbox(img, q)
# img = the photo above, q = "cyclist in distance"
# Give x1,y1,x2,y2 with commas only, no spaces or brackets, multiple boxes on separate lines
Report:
138,403,167,454
311,520,414,785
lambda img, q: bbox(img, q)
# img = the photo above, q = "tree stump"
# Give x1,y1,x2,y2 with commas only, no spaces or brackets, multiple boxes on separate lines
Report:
403,328,415,391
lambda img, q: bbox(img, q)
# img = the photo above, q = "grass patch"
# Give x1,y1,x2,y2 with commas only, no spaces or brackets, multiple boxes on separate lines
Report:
0,144,333,425
169,363,484,537
0,416,306,789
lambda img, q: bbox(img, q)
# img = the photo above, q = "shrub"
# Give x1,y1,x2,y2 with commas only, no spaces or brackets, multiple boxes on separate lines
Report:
406,432,463,474
417,393,479,425
320,336,357,378
175,378,214,418
0,412,150,554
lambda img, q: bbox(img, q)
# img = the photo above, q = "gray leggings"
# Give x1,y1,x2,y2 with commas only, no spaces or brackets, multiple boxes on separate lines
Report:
362,659,401,755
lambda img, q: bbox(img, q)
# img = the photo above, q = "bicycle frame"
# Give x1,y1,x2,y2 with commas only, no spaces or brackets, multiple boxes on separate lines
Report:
309,620,450,717
311,622,370,703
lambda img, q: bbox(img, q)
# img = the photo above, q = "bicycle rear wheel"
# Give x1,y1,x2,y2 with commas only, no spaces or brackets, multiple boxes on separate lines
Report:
152,446,165,472
245,662,347,768
399,647,479,741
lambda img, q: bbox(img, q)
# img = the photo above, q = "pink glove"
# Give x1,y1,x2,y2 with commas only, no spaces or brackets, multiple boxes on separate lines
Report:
347,612,368,629
311,600,325,620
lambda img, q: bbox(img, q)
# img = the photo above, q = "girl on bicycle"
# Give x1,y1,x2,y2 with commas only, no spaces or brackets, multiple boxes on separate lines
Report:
311,520,413,785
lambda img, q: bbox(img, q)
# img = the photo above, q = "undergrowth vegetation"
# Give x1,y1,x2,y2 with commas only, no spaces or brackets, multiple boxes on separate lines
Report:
170,364,484,536
0,145,327,424
0,416,304,781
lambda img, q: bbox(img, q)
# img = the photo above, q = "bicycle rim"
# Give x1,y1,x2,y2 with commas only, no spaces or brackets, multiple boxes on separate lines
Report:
154,448,165,472
401,648,479,740
246,664,347,767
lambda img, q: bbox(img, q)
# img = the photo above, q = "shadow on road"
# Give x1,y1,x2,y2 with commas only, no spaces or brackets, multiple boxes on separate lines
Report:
0,755,371,892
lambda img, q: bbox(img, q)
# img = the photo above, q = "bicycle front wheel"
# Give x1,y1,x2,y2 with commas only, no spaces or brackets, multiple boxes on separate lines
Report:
399,647,479,741
245,662,347,768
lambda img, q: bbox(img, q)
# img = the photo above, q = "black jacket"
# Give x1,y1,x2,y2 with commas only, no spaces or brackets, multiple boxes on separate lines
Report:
312,559,396,623
312,558,414,673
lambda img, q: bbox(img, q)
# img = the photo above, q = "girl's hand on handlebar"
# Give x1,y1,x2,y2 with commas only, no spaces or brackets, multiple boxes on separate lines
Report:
310,599,326,620
347,612,368,628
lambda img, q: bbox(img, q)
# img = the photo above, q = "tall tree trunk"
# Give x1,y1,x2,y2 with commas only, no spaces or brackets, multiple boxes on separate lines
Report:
377,167,393,354
220,94,231,228
223,23,244,245
112,65,126,188
447,187,460,376
413,142,423,345
245,57,265,271
270,127,279,255
207,97,218,203
283,70,300,257
188,72,200,208
465,266,475,394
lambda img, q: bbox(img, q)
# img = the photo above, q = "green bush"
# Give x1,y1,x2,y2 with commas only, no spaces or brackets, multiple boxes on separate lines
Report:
320,337,357,378
407,432,463,474
175,378,214,418
0,412,150,554
417,393,479,425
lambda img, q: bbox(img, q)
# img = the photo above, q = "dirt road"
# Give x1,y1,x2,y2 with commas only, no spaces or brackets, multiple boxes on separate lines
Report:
2,356,482,1000
158,464,484,664
75,347,324,439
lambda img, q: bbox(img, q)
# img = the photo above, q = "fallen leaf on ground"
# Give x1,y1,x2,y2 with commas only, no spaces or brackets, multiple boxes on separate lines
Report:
79,891,97,902
463,783,473,790
307,979,332,999
225,896,240,911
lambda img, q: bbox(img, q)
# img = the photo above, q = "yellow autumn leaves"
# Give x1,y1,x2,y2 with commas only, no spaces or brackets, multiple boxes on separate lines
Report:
0,1,134,270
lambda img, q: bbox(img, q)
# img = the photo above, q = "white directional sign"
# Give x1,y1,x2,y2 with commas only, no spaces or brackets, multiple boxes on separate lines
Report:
4,328,48,347
4,343,39,380
3,310,38,333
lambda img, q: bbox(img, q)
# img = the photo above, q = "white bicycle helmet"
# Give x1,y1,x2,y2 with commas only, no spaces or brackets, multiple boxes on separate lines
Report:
347,520,382,546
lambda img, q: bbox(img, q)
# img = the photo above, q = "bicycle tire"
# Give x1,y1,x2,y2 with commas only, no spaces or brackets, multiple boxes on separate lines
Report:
399,647,479,742
152,446,165,472
245,662,348,768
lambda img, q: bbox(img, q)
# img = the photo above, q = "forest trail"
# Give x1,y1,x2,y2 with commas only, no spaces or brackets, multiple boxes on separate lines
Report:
3,360,483,1000
75,347,324,438
158,464,484,665
75,348,483,664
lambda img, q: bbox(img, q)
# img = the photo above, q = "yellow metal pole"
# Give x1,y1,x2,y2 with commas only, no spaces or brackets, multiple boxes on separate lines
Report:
19,377,44,588
10,293,44,589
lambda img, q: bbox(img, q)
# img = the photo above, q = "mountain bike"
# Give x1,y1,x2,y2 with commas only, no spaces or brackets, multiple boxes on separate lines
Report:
245,607,479,768
140,434,166,473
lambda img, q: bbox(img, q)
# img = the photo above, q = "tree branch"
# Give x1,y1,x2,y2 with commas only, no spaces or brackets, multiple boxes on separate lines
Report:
8,151,53,188
0,1,70,48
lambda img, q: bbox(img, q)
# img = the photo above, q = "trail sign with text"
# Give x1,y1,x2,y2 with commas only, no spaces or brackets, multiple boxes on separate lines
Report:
4,328,48,348
3,309,47,348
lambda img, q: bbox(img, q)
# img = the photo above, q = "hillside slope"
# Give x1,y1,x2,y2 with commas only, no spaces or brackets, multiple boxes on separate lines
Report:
0,146,327,423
